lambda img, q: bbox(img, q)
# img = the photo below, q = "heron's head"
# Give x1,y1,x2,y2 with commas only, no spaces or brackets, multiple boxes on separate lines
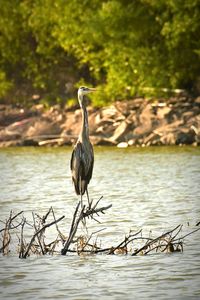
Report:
78,86,97,107
78,86,96,97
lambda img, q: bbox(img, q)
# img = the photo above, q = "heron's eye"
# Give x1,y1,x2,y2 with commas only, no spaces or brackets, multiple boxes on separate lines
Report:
80,86,89,92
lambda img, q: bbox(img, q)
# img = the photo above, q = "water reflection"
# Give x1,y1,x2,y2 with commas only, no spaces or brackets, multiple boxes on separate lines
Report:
0,146,200,299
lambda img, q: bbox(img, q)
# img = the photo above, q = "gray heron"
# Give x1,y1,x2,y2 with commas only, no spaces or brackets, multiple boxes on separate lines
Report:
70,86,96,207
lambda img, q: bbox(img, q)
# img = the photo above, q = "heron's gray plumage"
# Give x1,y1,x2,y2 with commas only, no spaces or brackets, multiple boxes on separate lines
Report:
70,141,94,195
70,86,95,197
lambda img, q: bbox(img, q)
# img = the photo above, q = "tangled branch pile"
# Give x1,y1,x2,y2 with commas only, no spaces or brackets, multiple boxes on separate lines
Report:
0,198,199,258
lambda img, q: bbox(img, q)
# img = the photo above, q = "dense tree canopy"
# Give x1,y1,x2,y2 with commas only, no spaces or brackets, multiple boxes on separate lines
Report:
0,0,199,106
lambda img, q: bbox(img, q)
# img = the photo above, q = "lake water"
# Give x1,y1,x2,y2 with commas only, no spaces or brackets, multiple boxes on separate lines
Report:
0,146,200,300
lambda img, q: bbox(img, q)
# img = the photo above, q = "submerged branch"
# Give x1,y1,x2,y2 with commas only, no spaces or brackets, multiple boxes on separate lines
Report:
0,200,199,258
22,215,65,258
61,197,112,255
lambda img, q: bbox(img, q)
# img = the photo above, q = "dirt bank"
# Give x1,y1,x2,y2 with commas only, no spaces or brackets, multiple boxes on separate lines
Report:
0,96,200,147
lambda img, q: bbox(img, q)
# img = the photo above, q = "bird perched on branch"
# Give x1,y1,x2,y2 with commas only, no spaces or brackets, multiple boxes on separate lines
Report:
70,86,96,207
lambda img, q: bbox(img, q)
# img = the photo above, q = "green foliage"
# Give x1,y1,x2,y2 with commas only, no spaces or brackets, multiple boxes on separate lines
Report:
0,0,199,106
0,71,13,98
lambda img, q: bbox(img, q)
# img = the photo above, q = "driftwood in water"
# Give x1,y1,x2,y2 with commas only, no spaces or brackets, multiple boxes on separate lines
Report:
0,197,199,258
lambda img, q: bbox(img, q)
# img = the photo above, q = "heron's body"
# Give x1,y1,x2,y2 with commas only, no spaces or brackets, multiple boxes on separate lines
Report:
70,138,94,196
70,87,95,201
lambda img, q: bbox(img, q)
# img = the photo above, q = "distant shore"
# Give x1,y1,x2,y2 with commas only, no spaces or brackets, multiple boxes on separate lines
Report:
0,96,200,148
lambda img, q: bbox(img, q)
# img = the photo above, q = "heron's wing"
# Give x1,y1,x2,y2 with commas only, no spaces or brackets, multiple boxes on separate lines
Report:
70,141,94,195
85,143,94,183
70,142,83,195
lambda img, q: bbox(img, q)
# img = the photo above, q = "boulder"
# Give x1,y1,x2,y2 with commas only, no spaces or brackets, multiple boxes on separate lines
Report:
160,132,176,145
0,118,35,142
100,105,119,119
0,140,23,147
25,118,62,140
117,142,129,148
61,110,82,138
90,135,116,146
0,130,21,142
0,106,33,127
156,106,171,120
38,138,67,147
176,128,196,145
195,96,200,104
109,121,130,142
133,104,156,136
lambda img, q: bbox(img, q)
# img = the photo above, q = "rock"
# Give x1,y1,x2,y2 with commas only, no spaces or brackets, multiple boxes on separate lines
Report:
156,106,171,119
0,118,35,142
0,96,199,147
31,104,45,113
143,131,162,146
133,104,156,136
109,121,130,142
6,118,34,135
100,106,119,119
127,139,135,146
90,135,116,146
38,138,66,147
176,128,196,145
22,139,39,146
0,140,23,147
195,96,200,104
0,129,21,141
0,106,33,127
182,111,194,122
126,98,145,109
160,132,176,145
88,111,101,134
61,110,82,137
26,118,62,140
117,142,128,148
114,100,145,116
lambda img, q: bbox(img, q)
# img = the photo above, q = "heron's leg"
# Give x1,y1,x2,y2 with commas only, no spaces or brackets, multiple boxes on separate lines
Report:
86,189,91,209
80,192,83,209
79,176,83,209
80,179,87,227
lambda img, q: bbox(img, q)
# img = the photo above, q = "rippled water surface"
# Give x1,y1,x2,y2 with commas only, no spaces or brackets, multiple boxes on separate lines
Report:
0,146,200,300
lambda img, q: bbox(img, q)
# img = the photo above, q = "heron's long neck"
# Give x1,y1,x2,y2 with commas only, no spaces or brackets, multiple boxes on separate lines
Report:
79,94,89,140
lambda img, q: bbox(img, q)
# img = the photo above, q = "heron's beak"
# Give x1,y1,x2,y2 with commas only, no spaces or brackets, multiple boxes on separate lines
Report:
88,88,97,93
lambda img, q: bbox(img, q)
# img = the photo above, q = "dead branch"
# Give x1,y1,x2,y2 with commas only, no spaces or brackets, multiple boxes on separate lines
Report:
0,218,11,254
83,204,112,219
61,203,84,255
109,229,143,254
32,212,45,255
0,210,23,233
132,224,182,256
173,226,200,241
18,218,26,258
0,201,199,259
22,215,65,258
61,198,112,255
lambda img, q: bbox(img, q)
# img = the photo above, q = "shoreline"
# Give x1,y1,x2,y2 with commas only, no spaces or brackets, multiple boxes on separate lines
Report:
0,96,199,148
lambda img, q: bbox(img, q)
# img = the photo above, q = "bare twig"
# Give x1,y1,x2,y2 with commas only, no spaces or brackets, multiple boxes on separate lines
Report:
1,204,199,259
51,207,66,244
109,229,142,254
132,225,182,256
19,218,26,258
32,212,45,255
22,215,65,258
61,199,112,255
61,204,85,255
0,211,23,233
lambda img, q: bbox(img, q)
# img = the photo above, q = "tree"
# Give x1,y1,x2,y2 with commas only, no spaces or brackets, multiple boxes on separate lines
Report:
0,0,199,106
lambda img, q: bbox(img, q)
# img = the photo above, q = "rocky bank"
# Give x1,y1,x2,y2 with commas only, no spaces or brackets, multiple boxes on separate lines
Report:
0,96,200,148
